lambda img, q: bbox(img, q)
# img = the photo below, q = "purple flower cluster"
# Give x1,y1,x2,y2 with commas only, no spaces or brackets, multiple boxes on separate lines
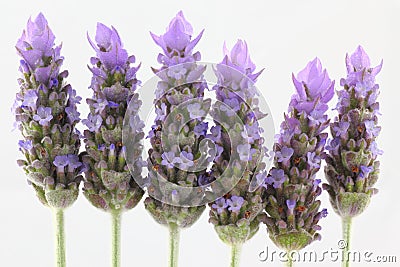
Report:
144,11,208,228
81,23,144,212
263,58,332,251
324,46,382,218
14,13,82,209
208,40,268,245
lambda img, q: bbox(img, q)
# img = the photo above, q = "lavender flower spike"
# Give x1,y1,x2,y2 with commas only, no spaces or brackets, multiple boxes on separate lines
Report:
82,23,145,266
324,47,382,267
263,58,333,255
144,11,208,267
208,40,268,267
82,23,144,213
14,13,82,209
14,13,82,266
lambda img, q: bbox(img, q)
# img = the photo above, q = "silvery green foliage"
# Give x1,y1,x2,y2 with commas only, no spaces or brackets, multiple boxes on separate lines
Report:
14,13,82,209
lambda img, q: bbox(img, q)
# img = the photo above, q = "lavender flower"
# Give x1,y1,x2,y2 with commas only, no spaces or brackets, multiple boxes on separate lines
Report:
54,155,69,173
82,113,102,132
237,144,256,161
65,106,80,123
212,198,228,214
14,13,82,209
265,169,287,188
144,11,208,230
333,121,350,137
286,199,296,211
187,103,206,118
307,152,320,169
275,147,294,163
18,140,33,151
161,152,176,169
81,23,144,213
324,46,383,218
68,88,82,105
22,90,38,109
33,106,53,126
242,123,262,143
178,151,194,170
227,196,245,213
193,122,208,138
208,40,268,249
263,58,333,252
155,102,167,121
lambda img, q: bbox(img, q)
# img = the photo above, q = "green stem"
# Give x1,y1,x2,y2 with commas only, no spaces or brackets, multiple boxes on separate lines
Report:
286,250,294,267
230,243,242,267
111,211,122,267
342,217,352,267
168,223,180,267
53,208,66,267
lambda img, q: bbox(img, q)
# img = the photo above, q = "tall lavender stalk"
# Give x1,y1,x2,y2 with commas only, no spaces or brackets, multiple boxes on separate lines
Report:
144,11,208,267
324,46,382,267
13,13,83,267
263,59,333,266
208,40,267,267
81,23,144,267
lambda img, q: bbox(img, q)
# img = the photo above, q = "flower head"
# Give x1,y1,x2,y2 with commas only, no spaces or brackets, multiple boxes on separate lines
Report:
264,58,332,251
15,13,82,209
82,23,144,212
209,39,268,246
145,12,209,229
325,46,382,219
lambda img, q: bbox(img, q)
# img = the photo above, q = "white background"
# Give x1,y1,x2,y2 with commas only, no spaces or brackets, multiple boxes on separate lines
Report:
0,0,399,266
